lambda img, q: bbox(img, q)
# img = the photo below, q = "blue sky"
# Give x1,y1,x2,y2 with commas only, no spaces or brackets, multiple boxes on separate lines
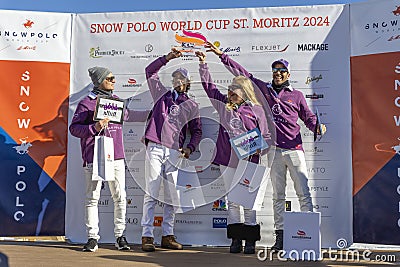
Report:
1,0,366,13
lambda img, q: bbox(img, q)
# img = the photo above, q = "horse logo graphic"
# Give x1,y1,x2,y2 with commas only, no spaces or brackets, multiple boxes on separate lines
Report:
393,6,400,16
23,19,34,28
13,138,32,155
392,138,400,155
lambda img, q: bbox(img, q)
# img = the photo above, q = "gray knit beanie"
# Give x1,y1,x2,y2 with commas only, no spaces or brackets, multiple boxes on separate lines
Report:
88,66,112,87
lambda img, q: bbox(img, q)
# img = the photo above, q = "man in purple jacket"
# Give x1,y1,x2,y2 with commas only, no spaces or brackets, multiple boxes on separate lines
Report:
141,48,202,252
70,67,149,252
205,42,326,251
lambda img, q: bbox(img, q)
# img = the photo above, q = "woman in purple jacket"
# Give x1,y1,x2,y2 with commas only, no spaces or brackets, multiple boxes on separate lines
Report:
195,51,270,254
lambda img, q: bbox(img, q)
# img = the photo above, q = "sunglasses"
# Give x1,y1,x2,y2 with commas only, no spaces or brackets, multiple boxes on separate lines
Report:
105,76,115,82
228,84,242,91
272,68,288,73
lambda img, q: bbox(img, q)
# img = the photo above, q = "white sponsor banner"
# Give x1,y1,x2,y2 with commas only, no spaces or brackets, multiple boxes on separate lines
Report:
0,10,71,63
67,5,352,248
350,0,400,56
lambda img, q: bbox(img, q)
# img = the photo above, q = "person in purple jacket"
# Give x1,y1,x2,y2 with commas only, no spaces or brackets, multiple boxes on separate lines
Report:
195,50,270,254
140,48,202,252
69,67,149,252
205,42,326,251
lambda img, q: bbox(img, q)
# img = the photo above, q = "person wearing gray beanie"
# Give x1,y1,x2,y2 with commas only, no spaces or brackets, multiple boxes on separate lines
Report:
70,66,145,253
88,66,112,88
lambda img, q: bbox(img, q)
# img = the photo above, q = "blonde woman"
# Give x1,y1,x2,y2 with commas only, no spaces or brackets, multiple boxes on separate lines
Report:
196,51,270,254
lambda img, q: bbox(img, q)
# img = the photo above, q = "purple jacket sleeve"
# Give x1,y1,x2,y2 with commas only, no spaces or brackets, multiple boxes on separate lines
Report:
298,92,318,132
69,99,98,138
145,56,169,102
199,63,227,109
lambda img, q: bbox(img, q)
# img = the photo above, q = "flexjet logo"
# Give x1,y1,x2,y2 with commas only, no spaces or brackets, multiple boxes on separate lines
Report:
251,44,289,53
297,43,328,51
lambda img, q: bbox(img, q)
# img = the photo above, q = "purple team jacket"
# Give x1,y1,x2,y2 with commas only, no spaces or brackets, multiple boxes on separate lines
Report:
144,56,202,152
199,63,271,168
69,92,149,166
220,53,317,151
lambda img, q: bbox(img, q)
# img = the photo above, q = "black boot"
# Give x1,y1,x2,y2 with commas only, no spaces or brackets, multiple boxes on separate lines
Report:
271,230,283,251
227,224,244,253
243,224,261,254
230,238,242,253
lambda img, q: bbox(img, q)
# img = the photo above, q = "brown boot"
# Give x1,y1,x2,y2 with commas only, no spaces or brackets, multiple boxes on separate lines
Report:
141,237,155,252
161,235,183,250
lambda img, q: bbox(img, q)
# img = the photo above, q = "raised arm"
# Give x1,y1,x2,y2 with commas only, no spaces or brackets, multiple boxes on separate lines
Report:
205,41,266,92
195,50,227,107
145,48,183,101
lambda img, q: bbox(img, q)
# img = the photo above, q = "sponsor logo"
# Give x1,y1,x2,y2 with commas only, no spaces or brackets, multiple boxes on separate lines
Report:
13,137,32,155
98,199,109,206
1,19,59,43
129,167,140,173
124,129,138,140
17,45,36,51
211,166,220,172
153,216,163,227
126,198,138,209
210,182,224,190
23,19,34,28
305,146,324,154
195,166,203,173
212,79,233,85
212,199,227,211
305,74,323,85
213,217,227,228
307,167,326,174
174,29,206,54
292,229,312,239
393,6,400,16
238,177,251,187
313,204,329,210
392,140,400,155
89,47,125,58
364,6,400,43
285,201,291,211
122,78,142,88
145,43,153,53
251,44,289,53
309,186,328,191
126,217,139,225
214,41,241,56
175,219,203,225
297,43,328,51
124,147,141,153
305,93,324,100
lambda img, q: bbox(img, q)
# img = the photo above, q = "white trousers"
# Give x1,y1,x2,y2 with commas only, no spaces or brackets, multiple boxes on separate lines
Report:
220,165,257,226
141,142,181,237
268,147,313,230
83,159,126,240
